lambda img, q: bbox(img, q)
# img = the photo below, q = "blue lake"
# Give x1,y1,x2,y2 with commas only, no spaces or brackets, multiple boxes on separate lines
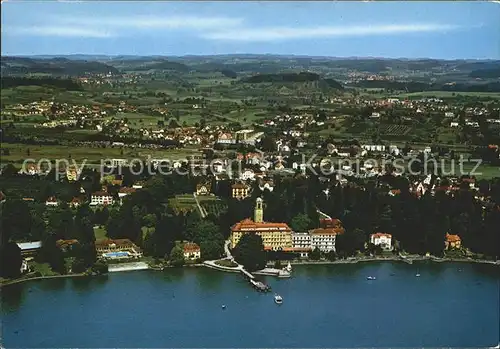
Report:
1,262,499,348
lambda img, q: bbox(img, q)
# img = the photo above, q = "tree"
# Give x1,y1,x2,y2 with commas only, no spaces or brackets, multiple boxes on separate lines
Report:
233,234,266,272
309,247,321,260
290,213,312,232
0,242,22,279
259,136,277,152
169,244,185,267
199,240,223,260
326,250,337,261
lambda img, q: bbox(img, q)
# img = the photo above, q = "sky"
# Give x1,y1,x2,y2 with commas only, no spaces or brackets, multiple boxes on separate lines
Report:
1,1,499,59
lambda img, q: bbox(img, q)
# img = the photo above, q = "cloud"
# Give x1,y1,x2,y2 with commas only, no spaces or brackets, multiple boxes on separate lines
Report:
58,15,244,31
202,23,461,42
5,26,114,38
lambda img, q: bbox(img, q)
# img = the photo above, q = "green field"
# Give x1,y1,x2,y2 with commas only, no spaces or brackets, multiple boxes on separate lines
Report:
396,91,500,99
0,143,202,165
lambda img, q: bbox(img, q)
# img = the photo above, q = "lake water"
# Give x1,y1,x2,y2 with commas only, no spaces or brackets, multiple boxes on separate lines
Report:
2,262,499,348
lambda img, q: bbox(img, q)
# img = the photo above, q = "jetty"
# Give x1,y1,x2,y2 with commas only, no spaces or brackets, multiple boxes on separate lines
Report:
203,240,276,292
249,278,271,292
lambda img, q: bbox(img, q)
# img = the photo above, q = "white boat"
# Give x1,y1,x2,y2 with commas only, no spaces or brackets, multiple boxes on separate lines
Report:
274,294,283,304
278,269,291,278
367,276,377,280
415,273,421,277
285,262,292,273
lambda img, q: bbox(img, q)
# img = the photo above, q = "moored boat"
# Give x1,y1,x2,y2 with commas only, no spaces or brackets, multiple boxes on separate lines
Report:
274,294,283,304
367,276,376,280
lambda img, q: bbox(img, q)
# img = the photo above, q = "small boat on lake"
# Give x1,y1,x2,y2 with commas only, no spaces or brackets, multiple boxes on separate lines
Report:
367,276,377,280
415,273,421,277
274,294,283,305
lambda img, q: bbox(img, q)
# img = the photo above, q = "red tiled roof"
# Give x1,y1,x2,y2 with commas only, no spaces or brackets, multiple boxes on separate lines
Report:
92,191,112,197
56,239,79,248
309,227,345,236
319,218,342,228
446,233,461,243
232,183,249,189
231,218,292,232
183,242,200,253
283,247,312,252
119,187,136,194
371,232,392,239
95,238,135,248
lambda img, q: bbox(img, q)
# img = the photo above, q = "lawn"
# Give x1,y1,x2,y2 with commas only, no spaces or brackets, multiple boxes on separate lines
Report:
94,226,107,240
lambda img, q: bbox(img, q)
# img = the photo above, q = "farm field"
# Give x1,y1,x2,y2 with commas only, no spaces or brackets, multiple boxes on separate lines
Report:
396,91,500,99
0,143,202,165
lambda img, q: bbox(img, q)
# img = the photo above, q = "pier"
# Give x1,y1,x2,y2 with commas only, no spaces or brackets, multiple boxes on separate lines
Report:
249,278,271,292
203,240,274,292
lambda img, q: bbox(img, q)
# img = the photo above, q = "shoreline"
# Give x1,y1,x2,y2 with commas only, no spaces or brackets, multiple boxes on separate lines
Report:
285,256,500,267
0,273,87,287
2,257,498,287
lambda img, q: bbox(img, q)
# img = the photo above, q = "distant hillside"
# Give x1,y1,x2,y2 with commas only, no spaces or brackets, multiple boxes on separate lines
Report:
352,79,500,93
129,60,190,72
241,72,343,90
469,67,500,79
1,76,83,90
1,57,119,76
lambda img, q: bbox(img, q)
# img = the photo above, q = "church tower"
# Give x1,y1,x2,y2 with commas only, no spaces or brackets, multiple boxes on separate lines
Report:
254,197,264,223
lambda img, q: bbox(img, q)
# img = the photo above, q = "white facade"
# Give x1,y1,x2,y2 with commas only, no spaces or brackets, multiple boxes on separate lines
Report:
240,169,255,181
310,233,337,252
111,158,127,167
184,250,201,260
292,233,311,248
90,194,114,206
362,145,386,152
370,233,393,250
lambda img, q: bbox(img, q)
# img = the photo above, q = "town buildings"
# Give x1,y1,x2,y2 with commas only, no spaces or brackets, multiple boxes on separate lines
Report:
230,198,293,251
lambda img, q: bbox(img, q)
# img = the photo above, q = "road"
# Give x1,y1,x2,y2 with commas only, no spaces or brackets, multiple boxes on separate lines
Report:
192,192,207,218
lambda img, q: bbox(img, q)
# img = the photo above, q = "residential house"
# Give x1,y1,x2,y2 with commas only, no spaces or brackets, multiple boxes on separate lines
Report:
45,196,59,207
196,182,211,196
90,191,114,206
370,233,393,250
118,187,137,204
445,233,462,249
183,242,201,261
16,241,42,256
56,239,80,253
66,166,80,182
217,132,235,145
69,197,84,208
232,182,250,200
240,169,255,181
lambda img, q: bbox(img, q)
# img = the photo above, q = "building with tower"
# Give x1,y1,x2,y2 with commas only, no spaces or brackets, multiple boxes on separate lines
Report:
230,198,293,251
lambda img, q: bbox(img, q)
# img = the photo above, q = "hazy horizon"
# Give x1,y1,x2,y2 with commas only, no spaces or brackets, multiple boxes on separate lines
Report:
2,1,499,59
